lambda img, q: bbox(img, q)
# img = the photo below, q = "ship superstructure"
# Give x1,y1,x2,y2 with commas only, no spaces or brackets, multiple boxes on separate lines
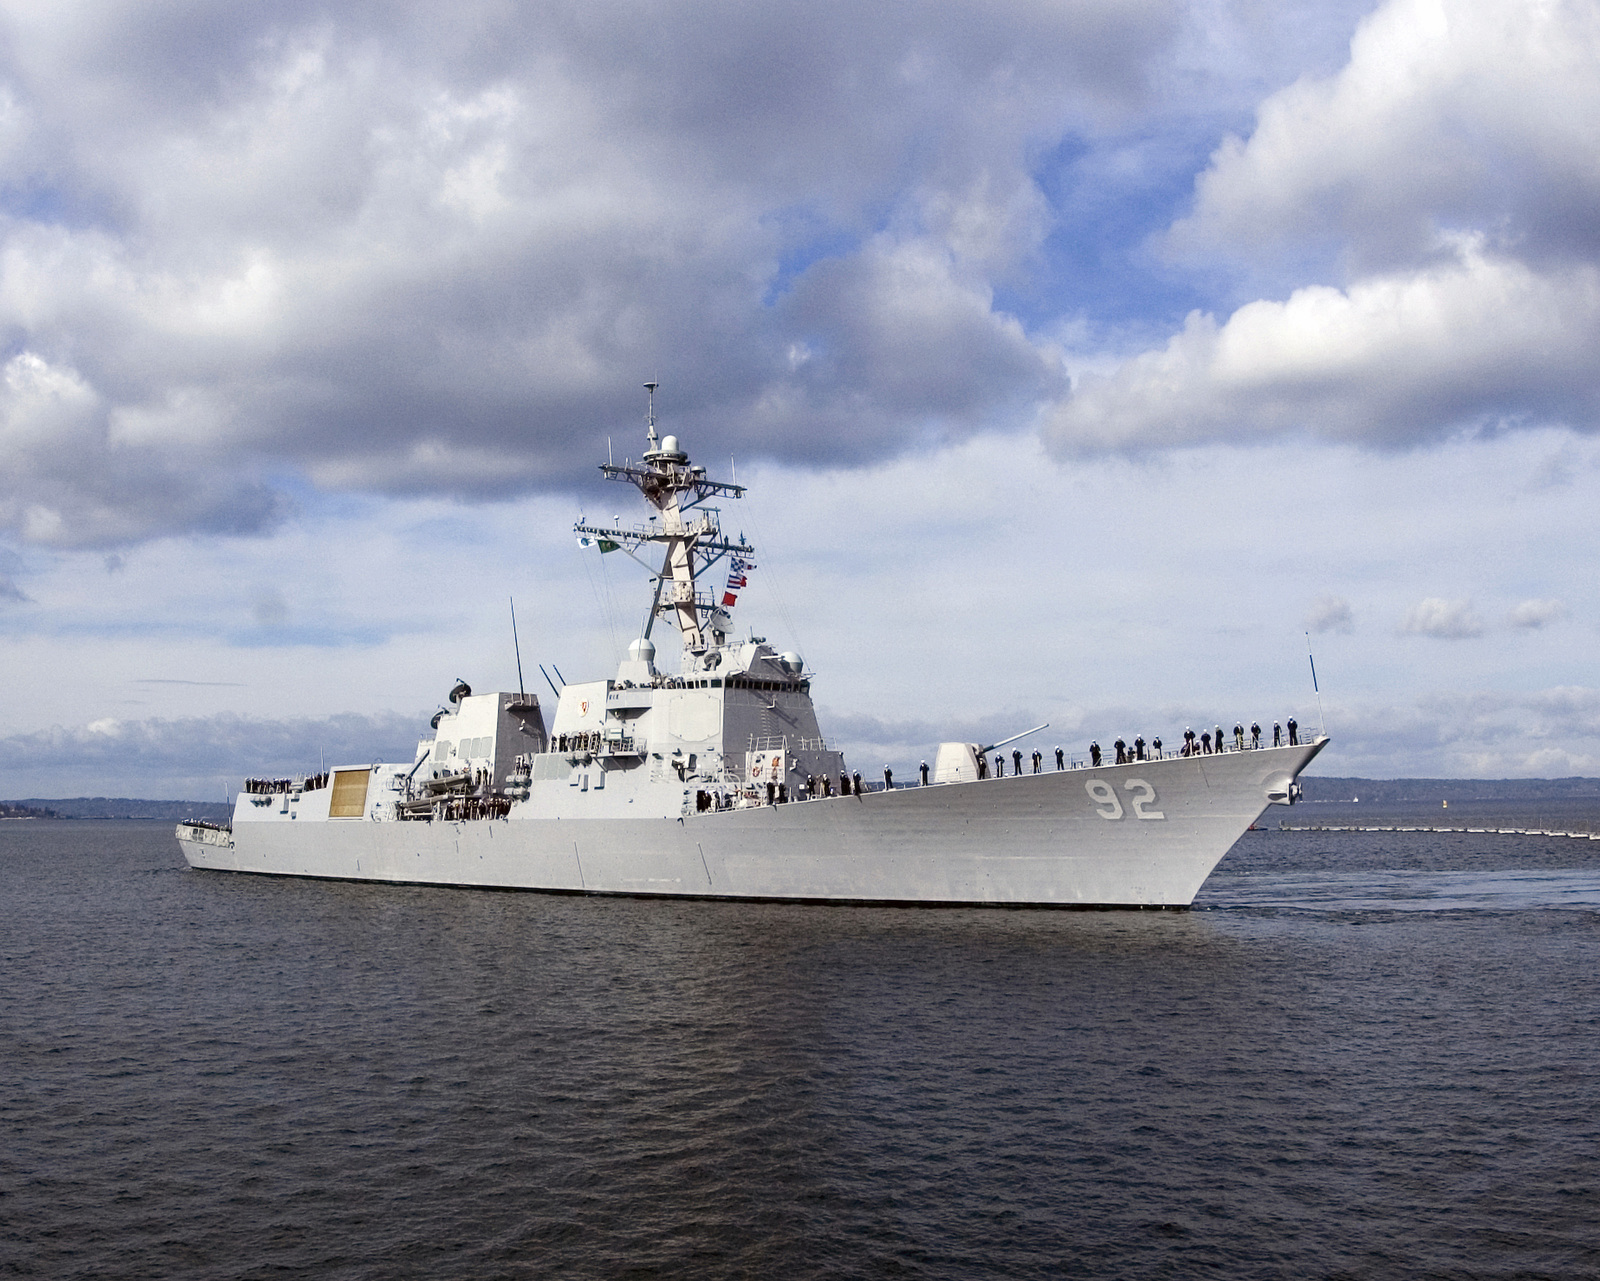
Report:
178,388,1327,907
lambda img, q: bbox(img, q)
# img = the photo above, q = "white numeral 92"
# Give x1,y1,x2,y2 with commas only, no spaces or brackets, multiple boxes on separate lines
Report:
1086,778,1165,821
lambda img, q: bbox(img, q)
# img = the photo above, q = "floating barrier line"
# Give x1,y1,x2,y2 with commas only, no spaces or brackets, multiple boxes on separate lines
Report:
1279,824,1600,840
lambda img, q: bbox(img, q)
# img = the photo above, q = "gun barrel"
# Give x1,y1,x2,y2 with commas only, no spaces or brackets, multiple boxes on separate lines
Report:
979,722,1050,755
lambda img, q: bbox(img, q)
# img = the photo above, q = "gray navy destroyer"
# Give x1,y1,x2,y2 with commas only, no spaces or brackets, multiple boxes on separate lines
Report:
178,389,1327,906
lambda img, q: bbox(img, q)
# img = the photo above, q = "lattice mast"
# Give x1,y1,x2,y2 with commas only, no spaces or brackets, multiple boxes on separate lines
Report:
573,384,753,656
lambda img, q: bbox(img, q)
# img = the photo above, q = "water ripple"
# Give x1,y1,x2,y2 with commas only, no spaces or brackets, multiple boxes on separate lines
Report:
3,822,1599,1280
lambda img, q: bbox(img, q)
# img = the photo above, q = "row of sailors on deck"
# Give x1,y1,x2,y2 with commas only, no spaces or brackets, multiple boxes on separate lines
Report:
976,748,1067,779
243,773,329,795
799,770,872,799
759,717,1308,803
1089,719,1301,766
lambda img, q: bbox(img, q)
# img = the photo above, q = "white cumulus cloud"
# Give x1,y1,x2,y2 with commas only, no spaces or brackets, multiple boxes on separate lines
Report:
1305,594,1354,634
1047,240,1600,452
1172,0,1600,271
1045,0,1600,457
1402,596,1484,639
1508,598,1567,629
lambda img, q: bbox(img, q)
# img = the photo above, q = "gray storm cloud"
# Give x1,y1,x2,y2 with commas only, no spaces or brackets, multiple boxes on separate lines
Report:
0,0,1174,549
6,0,1594,556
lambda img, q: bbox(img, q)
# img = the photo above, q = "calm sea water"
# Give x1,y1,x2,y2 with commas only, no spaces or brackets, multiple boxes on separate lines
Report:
3,817,1599,1280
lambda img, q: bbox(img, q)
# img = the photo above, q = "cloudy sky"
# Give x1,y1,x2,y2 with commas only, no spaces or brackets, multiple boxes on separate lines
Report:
3,0,1598,798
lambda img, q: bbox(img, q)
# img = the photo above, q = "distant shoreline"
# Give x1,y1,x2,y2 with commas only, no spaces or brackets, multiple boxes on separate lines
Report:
2,799,232,822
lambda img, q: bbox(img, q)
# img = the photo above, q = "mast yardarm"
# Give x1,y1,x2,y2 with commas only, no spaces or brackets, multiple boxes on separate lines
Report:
573,386,752,657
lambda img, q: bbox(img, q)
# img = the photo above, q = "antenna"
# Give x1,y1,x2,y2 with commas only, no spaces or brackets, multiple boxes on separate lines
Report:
510,596,526,698
539,664,561,698
1306,632,1327,737
644,381,659,451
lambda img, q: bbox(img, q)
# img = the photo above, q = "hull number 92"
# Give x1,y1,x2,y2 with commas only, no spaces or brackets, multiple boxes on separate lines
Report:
1086,779,1166,821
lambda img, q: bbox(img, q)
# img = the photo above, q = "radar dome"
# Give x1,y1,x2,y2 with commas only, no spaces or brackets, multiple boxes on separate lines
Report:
660,434,683,456
628,637,657,662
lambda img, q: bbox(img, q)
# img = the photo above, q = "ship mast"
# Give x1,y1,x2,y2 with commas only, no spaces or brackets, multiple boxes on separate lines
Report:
574,385,753,660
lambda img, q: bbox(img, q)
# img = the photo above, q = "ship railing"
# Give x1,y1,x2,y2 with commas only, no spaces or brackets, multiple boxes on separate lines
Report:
656,591,717,612
551,730,607,755
575,519,664,544
748,735,830,753
242,772,330,795
1047,735,1303,771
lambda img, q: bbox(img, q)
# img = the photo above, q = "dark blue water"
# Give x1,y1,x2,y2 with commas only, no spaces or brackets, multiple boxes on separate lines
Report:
4,820,1599,1280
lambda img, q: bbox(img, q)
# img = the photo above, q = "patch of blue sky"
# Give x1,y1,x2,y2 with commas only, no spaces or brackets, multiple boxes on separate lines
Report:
0,179,118,233
0,541,30,575
998,125,1228,339
264,468,543,551
0,605,395,648
257,469,437,542
395,499,540,551
259,466,348,510
226,622,397,650
758,204,867,307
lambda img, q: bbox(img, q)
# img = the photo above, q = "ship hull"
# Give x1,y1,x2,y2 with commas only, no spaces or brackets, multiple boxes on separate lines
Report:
177,740,1325,907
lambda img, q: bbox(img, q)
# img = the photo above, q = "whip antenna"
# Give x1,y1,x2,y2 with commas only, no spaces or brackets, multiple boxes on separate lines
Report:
1306,632,1326,737
510,596,526,698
